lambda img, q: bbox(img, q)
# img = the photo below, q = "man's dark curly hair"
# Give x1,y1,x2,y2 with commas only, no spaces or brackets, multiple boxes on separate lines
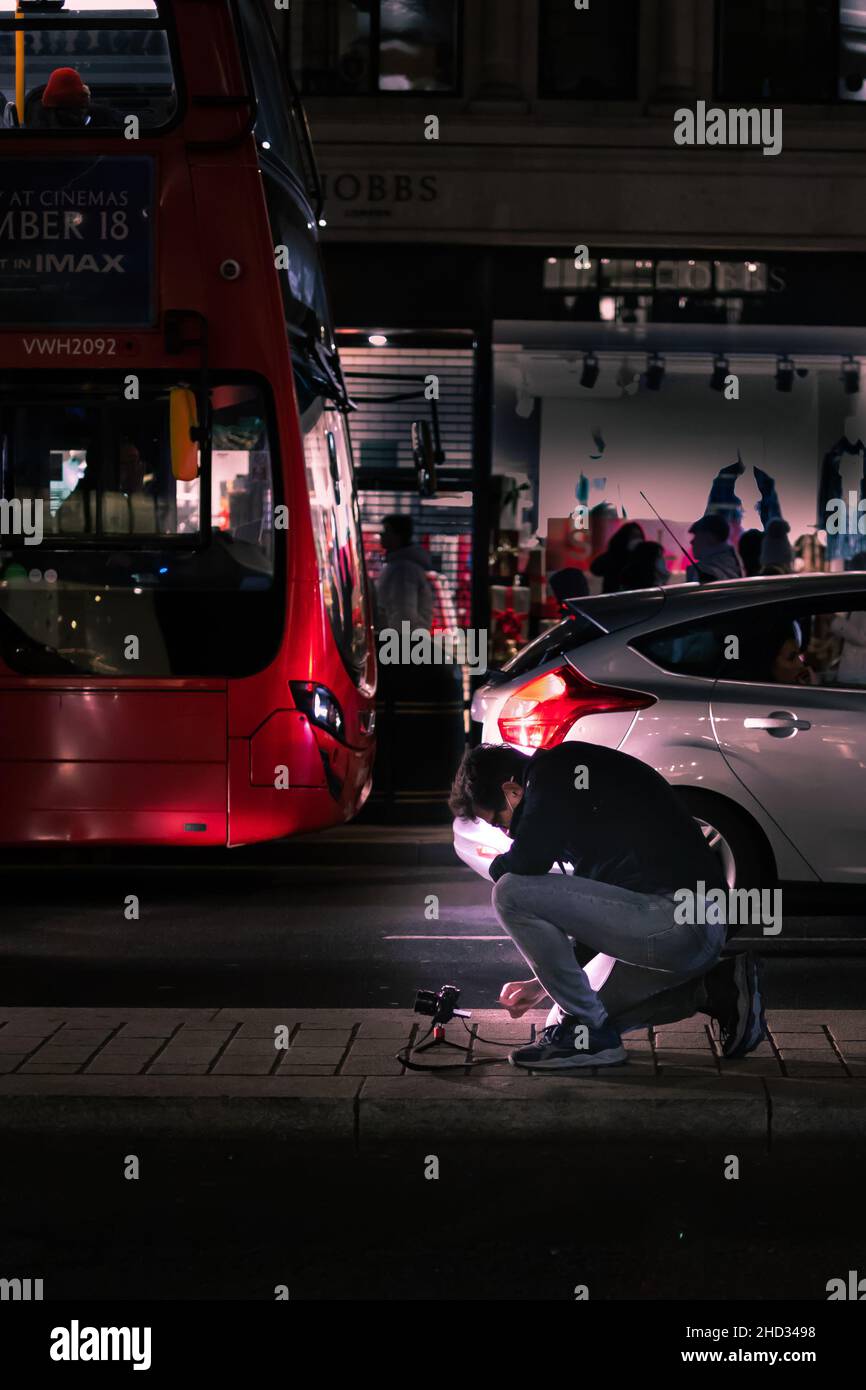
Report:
449,743,527,820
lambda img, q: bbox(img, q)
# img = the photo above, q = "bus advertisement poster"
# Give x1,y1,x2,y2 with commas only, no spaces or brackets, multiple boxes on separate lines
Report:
0,156,154,328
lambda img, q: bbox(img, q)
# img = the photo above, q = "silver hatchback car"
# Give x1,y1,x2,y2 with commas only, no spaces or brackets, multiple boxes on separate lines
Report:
472,573,866,889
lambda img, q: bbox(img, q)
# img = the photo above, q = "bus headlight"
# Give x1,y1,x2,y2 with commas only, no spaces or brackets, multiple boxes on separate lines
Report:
290,682,345,742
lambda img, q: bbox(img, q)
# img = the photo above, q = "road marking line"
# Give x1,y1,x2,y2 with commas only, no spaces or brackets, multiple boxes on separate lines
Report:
384,934,509,941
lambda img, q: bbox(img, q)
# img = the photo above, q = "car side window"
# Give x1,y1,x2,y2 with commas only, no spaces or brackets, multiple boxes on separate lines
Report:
811,605,866,689
714,600,866,690
634,599,866,689
632,621,725,678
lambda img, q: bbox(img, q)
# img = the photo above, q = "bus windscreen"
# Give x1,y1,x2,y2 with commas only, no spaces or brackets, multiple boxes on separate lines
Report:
0,374,284,678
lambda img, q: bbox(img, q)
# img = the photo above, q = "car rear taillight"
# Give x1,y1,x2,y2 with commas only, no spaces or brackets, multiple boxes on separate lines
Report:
497,663,655,750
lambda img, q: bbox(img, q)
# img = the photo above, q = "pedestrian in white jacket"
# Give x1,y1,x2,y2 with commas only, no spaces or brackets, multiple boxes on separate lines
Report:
375,514,434,632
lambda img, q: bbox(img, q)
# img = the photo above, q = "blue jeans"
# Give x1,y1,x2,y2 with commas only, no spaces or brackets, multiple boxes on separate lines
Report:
492,872,726,1030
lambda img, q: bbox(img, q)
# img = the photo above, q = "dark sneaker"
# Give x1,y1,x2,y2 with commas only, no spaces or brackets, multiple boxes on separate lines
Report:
510,1017,626,1071
707,952,766,1059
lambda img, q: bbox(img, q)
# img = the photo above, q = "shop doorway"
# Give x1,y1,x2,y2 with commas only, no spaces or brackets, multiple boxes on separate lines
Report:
340,333,477,820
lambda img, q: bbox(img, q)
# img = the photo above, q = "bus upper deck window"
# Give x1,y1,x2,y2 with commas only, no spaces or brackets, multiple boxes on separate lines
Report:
0,4,178,132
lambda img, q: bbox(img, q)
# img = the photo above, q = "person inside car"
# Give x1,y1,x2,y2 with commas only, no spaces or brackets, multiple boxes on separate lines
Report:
449,742,766,1071
737,619,816,686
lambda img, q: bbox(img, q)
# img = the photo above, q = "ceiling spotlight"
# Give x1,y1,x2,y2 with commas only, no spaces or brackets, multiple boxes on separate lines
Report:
580,352,600,389
710,354,729,391
368,334,388,347
775,355,795,393
842,356,860,395
644,353,665,391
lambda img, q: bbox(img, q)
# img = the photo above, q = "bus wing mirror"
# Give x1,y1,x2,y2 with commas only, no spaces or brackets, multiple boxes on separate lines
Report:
170,388,200,481
411,419,436,498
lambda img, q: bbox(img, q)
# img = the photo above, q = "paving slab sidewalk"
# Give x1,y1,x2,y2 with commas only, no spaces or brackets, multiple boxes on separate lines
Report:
1,1006,865,1148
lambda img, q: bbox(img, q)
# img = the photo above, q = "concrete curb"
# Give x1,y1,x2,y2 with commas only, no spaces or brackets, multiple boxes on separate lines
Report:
356,1071,769,1147
3,1008,866,1149
0,1077,360,1143
2,1070,866,1150
766,1077,866,1143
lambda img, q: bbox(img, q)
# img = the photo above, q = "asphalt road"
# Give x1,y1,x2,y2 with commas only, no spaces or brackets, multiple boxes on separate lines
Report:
0,861,864,1008
2,857,865,1308
2,1133,864,1303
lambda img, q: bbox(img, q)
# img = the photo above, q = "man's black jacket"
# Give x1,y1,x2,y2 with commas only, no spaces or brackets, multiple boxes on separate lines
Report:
489,743,726,895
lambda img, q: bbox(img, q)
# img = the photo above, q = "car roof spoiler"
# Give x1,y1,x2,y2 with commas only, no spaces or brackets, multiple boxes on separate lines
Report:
564,587,666,633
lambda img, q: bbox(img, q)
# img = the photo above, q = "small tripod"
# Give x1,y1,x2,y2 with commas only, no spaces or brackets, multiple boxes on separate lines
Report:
412,985,472,1058
413,1020,471,1057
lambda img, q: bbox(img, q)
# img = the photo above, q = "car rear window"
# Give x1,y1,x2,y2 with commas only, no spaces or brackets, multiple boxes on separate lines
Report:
498,612,603,679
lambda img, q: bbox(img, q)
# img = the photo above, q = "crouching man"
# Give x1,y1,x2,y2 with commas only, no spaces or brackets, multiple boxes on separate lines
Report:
449,742,766,1072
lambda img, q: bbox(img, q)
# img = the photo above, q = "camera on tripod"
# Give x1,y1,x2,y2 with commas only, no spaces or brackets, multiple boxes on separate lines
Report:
414,983,472,1027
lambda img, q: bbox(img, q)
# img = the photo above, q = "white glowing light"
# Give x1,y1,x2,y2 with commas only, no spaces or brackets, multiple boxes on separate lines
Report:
0,2,158,9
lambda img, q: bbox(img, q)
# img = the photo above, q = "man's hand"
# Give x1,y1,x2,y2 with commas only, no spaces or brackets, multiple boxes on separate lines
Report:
499,979,548,1019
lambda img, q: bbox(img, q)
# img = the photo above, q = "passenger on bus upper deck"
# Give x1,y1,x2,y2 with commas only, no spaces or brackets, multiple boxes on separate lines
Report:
28,66,121,130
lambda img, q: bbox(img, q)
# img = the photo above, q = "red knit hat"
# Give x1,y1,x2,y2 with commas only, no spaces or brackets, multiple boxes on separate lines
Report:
42,68,89,109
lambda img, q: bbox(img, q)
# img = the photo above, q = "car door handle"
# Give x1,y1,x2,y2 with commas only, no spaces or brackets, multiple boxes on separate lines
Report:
744,713,812,732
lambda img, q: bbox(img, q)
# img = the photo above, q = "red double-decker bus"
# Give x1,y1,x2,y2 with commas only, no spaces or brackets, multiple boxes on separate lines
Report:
0,0,376,846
